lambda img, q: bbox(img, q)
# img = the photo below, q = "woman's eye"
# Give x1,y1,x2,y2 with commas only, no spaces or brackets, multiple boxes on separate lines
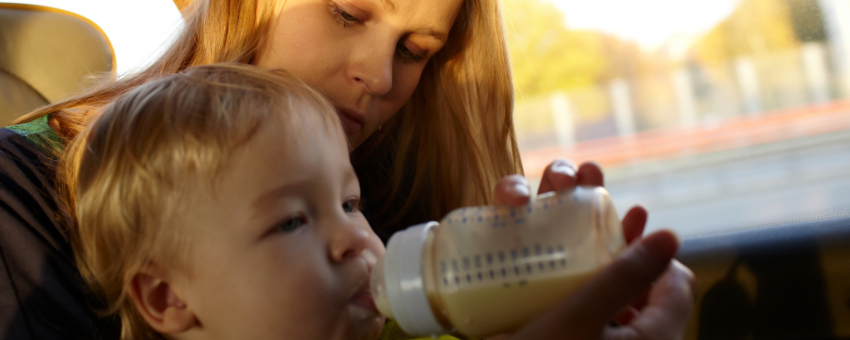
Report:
277,215,307,232
329,2,363,27
396,42,423,63
342,198,360,213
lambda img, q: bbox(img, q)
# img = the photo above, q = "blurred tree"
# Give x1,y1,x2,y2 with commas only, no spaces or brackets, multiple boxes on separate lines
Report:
502,0,641,101
786,0,826,42
692,0,800,64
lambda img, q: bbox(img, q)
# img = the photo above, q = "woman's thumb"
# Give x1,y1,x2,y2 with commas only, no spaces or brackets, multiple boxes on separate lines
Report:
510,231,679,340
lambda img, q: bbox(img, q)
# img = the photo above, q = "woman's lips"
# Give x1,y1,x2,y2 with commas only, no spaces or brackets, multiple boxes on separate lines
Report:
336,109,363,136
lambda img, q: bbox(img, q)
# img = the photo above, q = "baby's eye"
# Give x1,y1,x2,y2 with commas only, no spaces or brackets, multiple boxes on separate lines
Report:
277,215,307,232
342,198,360,213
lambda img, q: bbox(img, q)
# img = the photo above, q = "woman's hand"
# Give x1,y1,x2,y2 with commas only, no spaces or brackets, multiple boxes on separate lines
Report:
489,158,695,339
494,159,646,243
489,231,694,340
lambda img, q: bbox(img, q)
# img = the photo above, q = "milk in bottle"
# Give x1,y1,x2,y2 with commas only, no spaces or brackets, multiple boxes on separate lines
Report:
370,186,626,338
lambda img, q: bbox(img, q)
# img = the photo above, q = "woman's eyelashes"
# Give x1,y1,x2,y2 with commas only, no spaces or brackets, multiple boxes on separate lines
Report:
329,2,363,28
328,1,426,63
397,42,424,64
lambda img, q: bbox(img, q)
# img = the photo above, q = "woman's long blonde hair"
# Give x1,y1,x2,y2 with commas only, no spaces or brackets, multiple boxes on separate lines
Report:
16,0,522,232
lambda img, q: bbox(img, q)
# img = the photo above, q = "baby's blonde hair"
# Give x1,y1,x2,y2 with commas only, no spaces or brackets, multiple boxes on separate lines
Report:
60,63,341,340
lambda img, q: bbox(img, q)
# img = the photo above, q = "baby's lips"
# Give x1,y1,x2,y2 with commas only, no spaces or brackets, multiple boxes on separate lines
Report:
350,285,379,315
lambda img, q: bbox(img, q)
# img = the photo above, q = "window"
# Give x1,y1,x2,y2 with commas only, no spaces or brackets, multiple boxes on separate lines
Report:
506,0,850,237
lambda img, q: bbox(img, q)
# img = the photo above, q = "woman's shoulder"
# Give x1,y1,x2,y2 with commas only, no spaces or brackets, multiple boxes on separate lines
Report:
0,121,115,339
4,115,64,152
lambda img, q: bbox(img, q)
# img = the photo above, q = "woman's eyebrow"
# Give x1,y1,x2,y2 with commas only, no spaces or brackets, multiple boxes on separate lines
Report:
379,0,396,12
416,28,448,43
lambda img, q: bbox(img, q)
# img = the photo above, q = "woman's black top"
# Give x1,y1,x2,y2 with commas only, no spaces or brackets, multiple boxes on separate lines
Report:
0,118,118,339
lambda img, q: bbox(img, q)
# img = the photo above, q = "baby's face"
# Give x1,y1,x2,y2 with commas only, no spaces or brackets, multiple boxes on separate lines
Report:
172,110,385,340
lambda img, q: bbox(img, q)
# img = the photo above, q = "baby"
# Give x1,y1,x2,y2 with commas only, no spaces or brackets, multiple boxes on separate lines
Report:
63,64,387,340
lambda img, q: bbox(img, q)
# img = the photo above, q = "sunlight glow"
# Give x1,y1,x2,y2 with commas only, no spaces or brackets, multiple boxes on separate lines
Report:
546,0,743,50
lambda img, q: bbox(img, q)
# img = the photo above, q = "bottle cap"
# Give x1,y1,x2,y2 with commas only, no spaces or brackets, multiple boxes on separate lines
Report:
383,221,446,336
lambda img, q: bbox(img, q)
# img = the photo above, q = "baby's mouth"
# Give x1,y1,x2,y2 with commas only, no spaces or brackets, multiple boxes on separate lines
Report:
350,283,379,316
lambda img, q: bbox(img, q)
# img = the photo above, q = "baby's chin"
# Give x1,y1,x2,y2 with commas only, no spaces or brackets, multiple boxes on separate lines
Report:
345,304,386,340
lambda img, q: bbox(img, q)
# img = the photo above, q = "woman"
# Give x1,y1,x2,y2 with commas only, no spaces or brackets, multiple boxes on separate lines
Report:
0,0,693,339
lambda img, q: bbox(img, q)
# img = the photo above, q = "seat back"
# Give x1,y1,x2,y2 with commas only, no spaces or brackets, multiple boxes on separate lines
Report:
0,3,114,125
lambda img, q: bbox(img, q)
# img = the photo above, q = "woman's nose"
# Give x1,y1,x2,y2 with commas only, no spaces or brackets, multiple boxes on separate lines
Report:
329,219,372,263
347,35,394,96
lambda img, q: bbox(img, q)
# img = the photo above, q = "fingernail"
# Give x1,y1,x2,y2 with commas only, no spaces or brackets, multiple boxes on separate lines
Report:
553,162,577,176
642,231,679,264
551,163,577,188
510,183,530,198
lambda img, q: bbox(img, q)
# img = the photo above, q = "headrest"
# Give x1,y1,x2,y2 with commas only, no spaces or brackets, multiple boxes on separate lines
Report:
0,3,114,124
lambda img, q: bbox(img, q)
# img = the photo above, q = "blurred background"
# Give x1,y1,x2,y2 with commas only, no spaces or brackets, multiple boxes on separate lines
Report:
9,0,850,237
506,0,850,237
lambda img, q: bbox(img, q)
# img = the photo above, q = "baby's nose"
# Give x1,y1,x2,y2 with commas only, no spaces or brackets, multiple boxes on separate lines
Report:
329,222,372,262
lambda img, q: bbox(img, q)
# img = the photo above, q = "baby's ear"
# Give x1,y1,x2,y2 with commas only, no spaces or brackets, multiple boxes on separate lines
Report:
127,264,196,335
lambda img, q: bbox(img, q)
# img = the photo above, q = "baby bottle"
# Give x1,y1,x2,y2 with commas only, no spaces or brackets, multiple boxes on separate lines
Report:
370,186,626,338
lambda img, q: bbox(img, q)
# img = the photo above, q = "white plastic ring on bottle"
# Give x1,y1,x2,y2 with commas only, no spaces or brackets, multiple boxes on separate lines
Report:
383,221,445,336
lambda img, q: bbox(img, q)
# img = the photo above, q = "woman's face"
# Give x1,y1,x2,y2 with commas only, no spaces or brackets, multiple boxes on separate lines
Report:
254,0,464,148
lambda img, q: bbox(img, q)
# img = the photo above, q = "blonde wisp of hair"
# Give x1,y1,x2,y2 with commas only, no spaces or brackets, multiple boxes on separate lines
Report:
19,0,522,234
61,64,340,340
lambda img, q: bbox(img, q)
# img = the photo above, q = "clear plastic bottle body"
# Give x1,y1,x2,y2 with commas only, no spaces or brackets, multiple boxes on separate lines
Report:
372,186,625,338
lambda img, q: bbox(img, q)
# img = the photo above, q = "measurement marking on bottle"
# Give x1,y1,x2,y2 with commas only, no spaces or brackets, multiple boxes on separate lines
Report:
441,242,574,287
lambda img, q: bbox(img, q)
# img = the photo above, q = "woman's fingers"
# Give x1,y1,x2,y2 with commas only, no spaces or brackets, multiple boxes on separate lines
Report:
537,159,578,195
577,161,604,187
508,231,680,340
493,175,531,206
604,260,696,340
622,206,648,245
498,159,605,207
567,231,679,331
